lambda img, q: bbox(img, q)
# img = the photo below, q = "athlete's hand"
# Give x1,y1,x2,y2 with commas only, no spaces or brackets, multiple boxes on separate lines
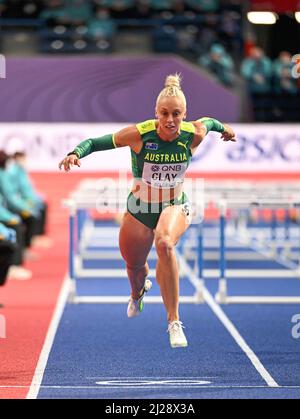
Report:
59,154,81,172
20,209,38,219
221,124,237,142
6,216,21,226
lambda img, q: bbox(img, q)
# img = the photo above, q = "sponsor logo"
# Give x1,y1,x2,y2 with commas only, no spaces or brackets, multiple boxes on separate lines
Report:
0,54,6,79
145,142,158,150
177,140,189,150
292,54,300,79
151,165,160,172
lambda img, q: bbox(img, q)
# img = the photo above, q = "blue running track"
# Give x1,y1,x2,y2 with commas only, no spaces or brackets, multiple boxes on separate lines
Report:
36,221,300,399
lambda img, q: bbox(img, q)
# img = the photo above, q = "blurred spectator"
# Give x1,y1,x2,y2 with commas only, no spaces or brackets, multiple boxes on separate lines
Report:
41,0,92,25
128,0,147,17
241,47,272,121
177,25,199,53
0,151,38,252
243,31,257,58
92,0,113,6
111,0,135,10
0,198,32,280
62,0,92,25
0,223,16,298
134,0,152,18
0,0,243,61
40,0,66,25
0,222,16,244
108,0,135,18
186,0,219,12
240,47,300,121
153,24,178,53
150,0,176,11
198,43,234,86
273,51,298,95
241,47,272,94
9,152,52,248
87,7,117,41
219,9,242,58
220,0,242,12
195,25,219,57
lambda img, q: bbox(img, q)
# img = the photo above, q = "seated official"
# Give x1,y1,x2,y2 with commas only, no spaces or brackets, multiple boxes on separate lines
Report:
0,223,16,297
9,152,51,244
0,151,39,250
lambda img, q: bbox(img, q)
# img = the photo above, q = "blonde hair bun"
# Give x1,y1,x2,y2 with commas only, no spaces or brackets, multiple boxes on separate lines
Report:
156,73,186,109
165,73,182,90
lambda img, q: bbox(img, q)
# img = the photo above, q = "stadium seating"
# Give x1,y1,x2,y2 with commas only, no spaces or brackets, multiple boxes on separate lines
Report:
1,1,299,121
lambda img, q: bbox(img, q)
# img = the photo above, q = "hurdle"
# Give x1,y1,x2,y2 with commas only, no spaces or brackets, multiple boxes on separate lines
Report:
64,196,204,305
215,198,300,304
231,199,300,270
64,177,300,306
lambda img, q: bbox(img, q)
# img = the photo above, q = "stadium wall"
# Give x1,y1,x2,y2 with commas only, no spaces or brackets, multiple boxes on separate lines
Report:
0,56,238,123
0,123,299,174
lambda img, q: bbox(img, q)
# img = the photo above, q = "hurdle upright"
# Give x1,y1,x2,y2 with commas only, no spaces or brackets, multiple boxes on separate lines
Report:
215,198,300,305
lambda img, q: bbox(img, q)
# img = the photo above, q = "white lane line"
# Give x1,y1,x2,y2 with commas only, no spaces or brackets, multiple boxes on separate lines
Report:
1,385,299,390
178,254,280,388
88,378,216,388
86,376,218,379
203,289,280,388
26,276,71,400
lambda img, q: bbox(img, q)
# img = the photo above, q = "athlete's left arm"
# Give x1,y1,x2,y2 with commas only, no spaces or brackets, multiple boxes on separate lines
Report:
190,118,236,153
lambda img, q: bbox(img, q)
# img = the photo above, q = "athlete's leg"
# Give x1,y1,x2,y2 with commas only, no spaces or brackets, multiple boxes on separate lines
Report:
155,205,191,323
119,212,154,299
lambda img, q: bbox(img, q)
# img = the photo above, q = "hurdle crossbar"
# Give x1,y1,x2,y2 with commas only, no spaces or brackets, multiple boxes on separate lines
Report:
70,295,201,304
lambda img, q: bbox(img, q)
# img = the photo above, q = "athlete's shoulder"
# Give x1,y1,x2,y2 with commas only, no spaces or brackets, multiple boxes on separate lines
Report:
197,117,211,122
136,120,157,135
181,121,196,134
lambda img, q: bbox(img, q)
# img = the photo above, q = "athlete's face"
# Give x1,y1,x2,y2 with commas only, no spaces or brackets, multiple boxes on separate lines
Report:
156,97,186,139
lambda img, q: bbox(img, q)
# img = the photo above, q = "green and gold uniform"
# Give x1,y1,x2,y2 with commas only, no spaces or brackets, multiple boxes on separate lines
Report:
127,119,195,229
70,117,225,229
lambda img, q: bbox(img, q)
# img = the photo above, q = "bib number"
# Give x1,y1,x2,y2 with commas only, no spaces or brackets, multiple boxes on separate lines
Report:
142,163,187,189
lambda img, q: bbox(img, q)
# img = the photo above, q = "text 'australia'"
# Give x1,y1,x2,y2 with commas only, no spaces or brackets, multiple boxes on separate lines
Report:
144,153,188,163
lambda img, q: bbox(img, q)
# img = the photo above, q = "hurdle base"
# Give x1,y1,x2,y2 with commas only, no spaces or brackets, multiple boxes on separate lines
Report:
215,278,228,304
194,279,205,304
67,278,77,304
216,296,300,304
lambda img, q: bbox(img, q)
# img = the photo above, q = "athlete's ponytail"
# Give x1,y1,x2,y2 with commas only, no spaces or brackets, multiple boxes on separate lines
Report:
165,73,181,89
156,73,187,109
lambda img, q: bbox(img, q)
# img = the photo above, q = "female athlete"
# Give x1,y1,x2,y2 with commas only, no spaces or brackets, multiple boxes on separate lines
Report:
59,74,236,348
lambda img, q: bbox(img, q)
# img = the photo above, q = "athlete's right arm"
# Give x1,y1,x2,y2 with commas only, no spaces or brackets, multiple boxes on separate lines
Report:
59,126,142,172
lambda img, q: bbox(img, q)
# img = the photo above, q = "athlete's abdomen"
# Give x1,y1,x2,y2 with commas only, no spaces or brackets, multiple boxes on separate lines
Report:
131,179,184,203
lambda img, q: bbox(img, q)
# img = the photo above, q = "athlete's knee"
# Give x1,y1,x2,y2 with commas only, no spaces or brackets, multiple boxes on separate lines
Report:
126,262,148,272
155,234,175,257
